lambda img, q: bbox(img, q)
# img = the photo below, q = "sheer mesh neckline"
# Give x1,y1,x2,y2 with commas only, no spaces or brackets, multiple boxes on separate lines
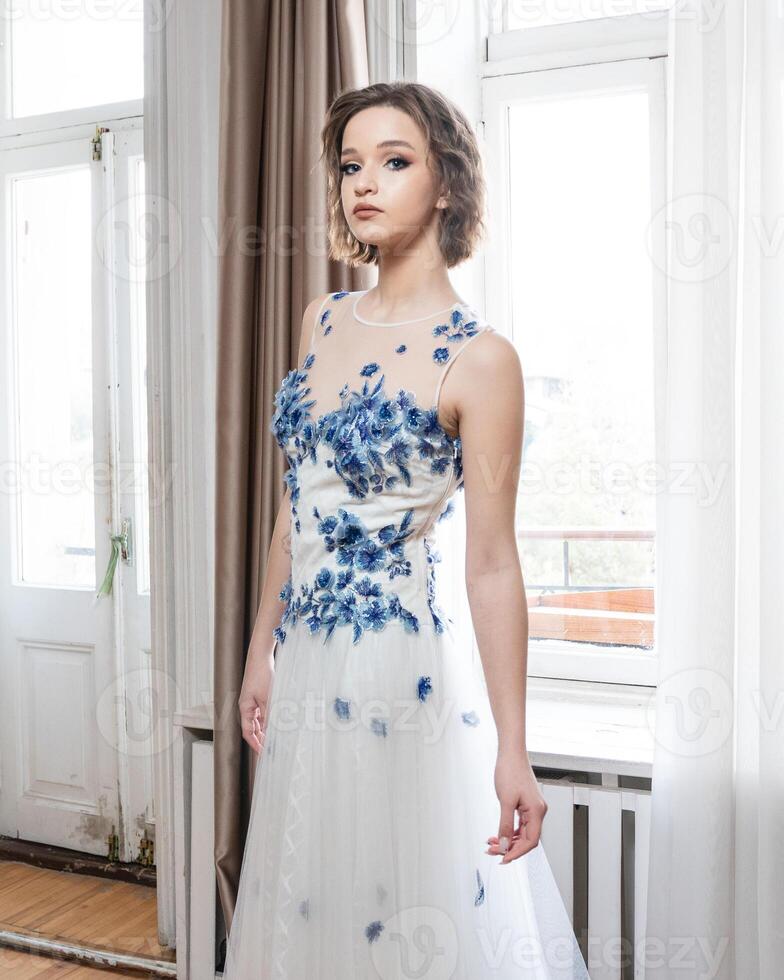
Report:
351,288,470,327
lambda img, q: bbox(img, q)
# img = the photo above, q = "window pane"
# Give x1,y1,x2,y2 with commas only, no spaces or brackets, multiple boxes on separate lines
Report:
13,167,95,587
11,0,143,118
508,90,656,651
129,156,150,596
505,0,670,30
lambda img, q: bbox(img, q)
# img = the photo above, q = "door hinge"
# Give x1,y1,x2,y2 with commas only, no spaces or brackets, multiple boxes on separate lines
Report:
92,125,110,161
106,827,120,862
120,516,133,563
137,833,155,867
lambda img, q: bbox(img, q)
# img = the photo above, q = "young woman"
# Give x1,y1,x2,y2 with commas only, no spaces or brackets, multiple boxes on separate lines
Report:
223,81,590,979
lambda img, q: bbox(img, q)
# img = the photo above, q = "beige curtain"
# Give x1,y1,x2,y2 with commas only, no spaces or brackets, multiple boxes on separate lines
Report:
214,0,373,935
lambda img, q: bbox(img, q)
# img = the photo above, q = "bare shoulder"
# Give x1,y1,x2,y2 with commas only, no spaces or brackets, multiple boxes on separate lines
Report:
302,292,331,329
296,292,332,363
439,327,522,433
462,327,519,378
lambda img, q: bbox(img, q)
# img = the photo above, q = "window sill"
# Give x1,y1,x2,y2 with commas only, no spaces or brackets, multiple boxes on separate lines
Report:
525,677,654,779
174,681,655,781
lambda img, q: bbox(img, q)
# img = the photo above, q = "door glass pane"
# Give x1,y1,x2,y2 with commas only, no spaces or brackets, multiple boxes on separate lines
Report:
508,89,656,652
129,156,150,596
13,167,95,588
505,1,670,30
10,0,144,118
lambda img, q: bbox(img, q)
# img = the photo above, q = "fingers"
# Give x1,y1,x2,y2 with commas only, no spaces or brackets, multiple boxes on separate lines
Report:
500,833,536,862
500,806,542,864
522,807,544,849
495,801,516,856
240,706,266,756
485,831,521,856
487,803,546,863
243,719,262,754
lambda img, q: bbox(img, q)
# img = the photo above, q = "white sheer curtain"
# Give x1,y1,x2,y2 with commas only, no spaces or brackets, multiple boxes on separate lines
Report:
645,2,784,978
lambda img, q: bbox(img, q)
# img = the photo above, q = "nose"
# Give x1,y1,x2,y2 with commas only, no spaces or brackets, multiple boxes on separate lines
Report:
353,165,378,195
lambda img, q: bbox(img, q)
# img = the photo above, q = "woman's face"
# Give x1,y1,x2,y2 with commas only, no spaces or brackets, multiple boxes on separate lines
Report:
339,105,444,257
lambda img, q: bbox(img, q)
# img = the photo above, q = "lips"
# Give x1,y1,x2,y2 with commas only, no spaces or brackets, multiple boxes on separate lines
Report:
353,204,382,215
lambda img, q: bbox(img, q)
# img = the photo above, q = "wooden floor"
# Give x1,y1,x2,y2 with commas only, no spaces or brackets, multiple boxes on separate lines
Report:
0,860,175,972
0,947,155,977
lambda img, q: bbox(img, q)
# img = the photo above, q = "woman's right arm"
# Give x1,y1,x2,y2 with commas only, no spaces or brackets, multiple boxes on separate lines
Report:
238,293,327,754
237,486,292,754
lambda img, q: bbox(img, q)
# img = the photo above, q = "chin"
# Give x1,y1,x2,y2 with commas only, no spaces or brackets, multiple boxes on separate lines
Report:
348,225,390,247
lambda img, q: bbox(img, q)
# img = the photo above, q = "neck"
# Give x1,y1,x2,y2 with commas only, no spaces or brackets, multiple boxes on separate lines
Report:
367,255,460,315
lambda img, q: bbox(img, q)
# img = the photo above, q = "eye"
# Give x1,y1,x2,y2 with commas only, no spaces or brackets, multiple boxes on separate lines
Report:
340,157,410,176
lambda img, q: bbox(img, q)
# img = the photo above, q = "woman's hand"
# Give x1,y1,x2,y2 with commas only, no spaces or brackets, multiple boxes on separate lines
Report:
238,652,275,756
486,749,547,863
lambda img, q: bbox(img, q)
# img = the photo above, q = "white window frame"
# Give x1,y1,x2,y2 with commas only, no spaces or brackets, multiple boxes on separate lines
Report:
0,8,143,141
479,13,668,688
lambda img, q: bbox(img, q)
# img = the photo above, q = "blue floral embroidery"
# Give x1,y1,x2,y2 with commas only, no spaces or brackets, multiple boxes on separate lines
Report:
270,352,318,533
431,308,479,363
272,577,294,644
461,710,480,726
266,295,484,649
417,675,432,702
334,697,351,720
270,355,459,504
270,353,317,452
437,499,456,523
433,308,479,340
299,898,310,919
272,507,421,645
474,868,485,906
453,436,465,491
317,375,458,499
317,507,415,582
395,344,407,354
365,920,384,943
318,291,349,337
370,717,388,738
424,536,447,633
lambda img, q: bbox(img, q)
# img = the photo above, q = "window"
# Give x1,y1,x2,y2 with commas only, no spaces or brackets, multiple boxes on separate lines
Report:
11,165,95,586
7,0,143,119
482,15,667,686
501,0,671,32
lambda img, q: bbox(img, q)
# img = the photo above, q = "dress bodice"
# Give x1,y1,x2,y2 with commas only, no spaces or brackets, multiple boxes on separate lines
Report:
269,289,495,647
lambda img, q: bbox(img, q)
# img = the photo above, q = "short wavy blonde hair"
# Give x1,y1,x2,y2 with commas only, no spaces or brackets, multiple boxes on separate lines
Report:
319,81,487,269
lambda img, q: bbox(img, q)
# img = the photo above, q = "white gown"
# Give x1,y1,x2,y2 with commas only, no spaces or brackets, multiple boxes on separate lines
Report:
222,290,591,979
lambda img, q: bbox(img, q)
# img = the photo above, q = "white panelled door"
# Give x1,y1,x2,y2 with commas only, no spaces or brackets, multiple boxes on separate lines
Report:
0,126,154,862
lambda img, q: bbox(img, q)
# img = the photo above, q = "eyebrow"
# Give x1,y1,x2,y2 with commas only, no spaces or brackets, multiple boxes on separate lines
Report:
340,139,416,157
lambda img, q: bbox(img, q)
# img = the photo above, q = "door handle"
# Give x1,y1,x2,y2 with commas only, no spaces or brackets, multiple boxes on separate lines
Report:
95,518,133,599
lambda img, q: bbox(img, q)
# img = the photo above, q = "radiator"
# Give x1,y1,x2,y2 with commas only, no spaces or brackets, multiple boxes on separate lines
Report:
540,777,652,980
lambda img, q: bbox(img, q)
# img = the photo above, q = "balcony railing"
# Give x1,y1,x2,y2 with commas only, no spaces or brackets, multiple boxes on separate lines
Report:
519,527,655,648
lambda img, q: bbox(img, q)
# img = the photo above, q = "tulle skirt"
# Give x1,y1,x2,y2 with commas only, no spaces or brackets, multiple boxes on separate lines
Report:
222,620,590,979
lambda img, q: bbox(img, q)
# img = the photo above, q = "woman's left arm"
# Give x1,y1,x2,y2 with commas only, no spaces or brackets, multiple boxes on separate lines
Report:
452,329,546,864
